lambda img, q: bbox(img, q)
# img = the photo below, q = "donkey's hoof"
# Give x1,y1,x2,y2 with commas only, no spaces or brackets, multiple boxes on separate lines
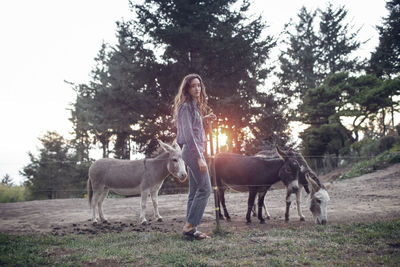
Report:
141,220,148,225
266,216,271,220
259,220,266,224
226,217,231,222
300,217,305,222
102,220,108,224
92,221,98,226
157,218,163,222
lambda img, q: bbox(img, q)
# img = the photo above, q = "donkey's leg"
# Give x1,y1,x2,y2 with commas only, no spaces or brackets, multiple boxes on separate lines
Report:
150,185,163,222
98,188,109,223
263,190,271,220
257,191,267,224
217,192,224,219
246,190,257,224
91,189,102,224
140,189,149,225
285,189,292,222
296,189,305,221
253,192,271,219
251,194,259,217
218,187,231,221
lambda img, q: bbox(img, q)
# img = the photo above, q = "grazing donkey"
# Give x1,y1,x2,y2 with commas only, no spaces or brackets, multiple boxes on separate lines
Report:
87,140,187,225
305,173,330,225
215,147,300,224
255,148,330,224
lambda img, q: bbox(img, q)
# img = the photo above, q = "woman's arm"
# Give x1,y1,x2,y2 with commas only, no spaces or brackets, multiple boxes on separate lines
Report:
178,104,202,160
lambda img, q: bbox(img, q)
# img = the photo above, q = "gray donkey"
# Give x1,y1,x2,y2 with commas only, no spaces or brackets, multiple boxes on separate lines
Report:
87,140,187,225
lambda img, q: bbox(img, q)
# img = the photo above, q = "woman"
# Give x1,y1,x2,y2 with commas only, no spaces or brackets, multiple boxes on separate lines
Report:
173,73,216,239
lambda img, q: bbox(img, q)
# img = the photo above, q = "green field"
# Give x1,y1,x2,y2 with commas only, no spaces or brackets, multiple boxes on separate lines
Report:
1,220,399,266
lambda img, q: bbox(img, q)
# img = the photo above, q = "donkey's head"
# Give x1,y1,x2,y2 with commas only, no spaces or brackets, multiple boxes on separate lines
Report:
158,140,187,182
276,147,300,196
305,173,330,225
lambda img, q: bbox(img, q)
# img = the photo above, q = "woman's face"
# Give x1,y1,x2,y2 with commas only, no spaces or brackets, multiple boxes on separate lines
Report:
188,78,201,99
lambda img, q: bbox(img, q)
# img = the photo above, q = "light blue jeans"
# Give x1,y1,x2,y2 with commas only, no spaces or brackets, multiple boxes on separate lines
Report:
182,145,211,227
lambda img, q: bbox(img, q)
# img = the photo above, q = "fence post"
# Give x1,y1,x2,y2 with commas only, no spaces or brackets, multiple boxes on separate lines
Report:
208,121,220,231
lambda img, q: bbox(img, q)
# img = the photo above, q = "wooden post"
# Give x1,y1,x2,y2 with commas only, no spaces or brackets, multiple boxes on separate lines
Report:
207,121,220,231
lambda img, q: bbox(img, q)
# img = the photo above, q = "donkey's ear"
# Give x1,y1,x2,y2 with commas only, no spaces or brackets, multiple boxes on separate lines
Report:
172,139,181,150
158,139,172,152
305,173,320,192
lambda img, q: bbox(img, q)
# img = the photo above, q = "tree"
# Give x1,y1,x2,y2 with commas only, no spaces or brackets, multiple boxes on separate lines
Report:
275,7,321,102
318,3,364,75
21,131,87,200
369,0,400,78
276,3,364,113
70,23,159,158
1,174,13,187
299,72,399,161
132,0,277,153
299,73,354,162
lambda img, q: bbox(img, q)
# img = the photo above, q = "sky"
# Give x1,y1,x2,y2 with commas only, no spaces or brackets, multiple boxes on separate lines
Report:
0,0,388,185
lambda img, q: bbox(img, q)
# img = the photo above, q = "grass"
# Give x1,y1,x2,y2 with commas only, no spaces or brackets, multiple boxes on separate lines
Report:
0,184,27,203
341,150,400,180
1,220,399,266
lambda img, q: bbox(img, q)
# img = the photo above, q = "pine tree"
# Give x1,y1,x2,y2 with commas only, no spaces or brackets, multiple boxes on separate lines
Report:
318,3,364,75
21,132,86,199
276,3,364,112
132,0,277,153
369,0,400,78
275,7,321,102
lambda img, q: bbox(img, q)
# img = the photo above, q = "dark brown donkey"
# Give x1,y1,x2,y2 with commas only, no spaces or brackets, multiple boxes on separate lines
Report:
255,148,330,224
214,147,300,224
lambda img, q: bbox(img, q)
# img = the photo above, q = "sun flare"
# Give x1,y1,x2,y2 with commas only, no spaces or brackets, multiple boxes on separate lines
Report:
217,133,228,147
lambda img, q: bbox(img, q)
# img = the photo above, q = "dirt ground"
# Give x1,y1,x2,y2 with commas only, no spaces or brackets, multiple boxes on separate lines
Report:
0,163,399,236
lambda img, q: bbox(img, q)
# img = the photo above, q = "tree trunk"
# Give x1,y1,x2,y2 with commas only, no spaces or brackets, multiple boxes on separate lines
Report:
382,108,386,136
101,141,109,158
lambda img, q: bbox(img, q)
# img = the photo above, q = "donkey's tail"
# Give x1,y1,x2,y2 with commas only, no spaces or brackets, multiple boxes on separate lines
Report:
87,178,93,207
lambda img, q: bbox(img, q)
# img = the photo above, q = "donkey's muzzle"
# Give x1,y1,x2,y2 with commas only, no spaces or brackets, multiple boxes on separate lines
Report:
176,172,188,182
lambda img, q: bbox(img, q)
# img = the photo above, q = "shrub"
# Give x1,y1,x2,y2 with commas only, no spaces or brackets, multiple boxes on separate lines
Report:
0,185,26,203
378,135,400,153
341,150,400,179
351,138,379,158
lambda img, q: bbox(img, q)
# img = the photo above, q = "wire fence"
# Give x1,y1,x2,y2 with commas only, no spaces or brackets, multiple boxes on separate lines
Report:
2,151,399,199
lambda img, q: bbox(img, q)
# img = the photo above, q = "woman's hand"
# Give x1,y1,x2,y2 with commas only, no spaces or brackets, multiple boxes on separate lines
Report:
197,158,208,173
203,113,217,121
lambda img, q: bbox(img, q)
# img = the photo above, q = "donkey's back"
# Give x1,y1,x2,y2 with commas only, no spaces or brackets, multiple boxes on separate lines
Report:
89,158,145,189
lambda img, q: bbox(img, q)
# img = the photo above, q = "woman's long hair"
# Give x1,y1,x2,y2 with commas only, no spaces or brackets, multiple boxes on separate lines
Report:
173,73,209,122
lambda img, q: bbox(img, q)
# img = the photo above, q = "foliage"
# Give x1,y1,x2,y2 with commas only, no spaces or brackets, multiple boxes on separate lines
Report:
275,7,320,100
317,3,364,75
378,135,400,153
299,72,399,161
70,0,285,157
1,220,399,266
369,0,400,78
0,184,26,203
70,28,158,159
341,150,400,180
275,4,364,108
1,174,13,187
20,131,90,200
350,137,380,158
